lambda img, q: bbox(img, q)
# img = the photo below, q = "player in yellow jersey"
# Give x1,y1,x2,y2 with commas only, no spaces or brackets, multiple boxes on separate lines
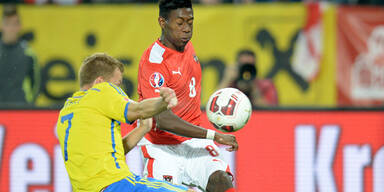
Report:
57,53,192,192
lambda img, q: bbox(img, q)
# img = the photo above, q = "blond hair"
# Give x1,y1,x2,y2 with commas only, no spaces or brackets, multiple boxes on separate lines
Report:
79,53,124,87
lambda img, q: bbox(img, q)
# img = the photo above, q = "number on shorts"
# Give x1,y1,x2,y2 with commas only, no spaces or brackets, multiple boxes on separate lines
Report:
205,145,219,157
61,112,74,161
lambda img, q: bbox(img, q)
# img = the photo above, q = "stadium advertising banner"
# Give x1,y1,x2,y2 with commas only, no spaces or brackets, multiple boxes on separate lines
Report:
14,4,336,107
337,6,384,107
1,110,383,192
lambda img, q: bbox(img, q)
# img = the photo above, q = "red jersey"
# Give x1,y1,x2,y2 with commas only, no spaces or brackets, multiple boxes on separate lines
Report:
137,40,202,144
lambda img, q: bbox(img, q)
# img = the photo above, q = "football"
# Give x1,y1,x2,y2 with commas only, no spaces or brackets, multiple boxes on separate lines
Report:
206,88,252,132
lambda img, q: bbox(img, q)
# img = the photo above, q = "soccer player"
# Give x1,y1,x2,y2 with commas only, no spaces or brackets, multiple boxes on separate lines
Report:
137,0,238,192
57,53,193,192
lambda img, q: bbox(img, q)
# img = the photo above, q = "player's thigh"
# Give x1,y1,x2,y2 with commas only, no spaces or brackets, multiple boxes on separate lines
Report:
141,144,183,184
136,177,188,192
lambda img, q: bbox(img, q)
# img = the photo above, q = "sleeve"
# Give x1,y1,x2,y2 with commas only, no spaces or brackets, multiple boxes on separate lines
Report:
137,56,170,100
96,83,133,124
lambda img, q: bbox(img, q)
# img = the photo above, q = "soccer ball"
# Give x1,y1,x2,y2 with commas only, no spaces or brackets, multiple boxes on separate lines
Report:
206,88,252,132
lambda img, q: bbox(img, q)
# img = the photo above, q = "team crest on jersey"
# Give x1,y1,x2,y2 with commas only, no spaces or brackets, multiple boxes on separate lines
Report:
193,55,199,63
149,72,165,88
163,175,173,183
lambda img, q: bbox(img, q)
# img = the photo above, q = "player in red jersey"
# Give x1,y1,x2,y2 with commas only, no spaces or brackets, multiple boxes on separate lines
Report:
136,0,238,192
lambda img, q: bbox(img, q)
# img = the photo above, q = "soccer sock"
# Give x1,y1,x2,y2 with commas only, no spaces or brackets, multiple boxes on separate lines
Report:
225,188,236,192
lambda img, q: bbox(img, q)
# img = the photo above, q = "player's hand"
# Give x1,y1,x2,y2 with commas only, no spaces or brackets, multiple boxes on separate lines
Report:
159,87,178,109
214,133,238,152
138,118,153,133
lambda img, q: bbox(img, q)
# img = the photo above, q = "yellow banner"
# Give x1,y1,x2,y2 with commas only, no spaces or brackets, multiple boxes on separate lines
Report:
15,4,336,107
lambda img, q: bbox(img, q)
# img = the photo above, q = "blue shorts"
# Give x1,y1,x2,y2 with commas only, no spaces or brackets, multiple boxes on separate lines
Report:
103,175,188,192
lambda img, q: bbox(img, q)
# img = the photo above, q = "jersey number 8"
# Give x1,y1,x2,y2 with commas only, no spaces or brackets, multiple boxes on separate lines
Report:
189,77,196,98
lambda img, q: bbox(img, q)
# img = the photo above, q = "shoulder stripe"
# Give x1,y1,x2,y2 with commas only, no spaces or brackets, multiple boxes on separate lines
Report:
90,88,101,92
108,83,123,95
149,42,165,64
108,83,128,97
118,87,127,97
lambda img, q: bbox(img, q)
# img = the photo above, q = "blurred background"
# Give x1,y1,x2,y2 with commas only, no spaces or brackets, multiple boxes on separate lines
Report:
0,1,384,192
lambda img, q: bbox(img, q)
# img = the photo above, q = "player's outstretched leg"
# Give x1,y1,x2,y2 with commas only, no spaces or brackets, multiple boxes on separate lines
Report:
206,170,234,192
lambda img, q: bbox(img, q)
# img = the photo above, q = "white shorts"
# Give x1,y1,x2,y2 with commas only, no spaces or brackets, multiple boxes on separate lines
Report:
139,138,232,190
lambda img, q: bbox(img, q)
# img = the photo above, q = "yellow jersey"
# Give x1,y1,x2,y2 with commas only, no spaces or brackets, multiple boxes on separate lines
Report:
57,82,134,192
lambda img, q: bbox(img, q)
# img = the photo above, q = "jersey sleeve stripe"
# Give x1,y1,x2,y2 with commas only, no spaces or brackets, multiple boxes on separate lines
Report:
124,102,131,124
110,120,121,169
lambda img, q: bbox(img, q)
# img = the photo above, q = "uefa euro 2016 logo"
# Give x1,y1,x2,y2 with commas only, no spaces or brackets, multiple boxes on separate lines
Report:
149,72,165,88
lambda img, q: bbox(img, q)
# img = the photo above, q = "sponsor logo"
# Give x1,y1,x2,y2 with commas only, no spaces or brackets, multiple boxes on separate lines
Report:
295,125,384,192
172,67,182,76
193,55,199,63
163,175,173,183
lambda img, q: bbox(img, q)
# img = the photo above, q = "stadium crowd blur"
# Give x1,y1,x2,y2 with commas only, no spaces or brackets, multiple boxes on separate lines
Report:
0,4,39,107
0,0,382,5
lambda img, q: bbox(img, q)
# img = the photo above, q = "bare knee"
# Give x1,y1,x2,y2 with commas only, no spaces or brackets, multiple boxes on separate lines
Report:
206,170,233,192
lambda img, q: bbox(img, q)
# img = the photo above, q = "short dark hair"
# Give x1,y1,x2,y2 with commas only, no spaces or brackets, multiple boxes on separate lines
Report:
159,0,192,20
79,53,124,87
2,4,18,18
236,49,256,61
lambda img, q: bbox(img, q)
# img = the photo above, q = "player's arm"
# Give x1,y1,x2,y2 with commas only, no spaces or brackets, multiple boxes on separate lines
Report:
126,87,177,122
155,110,238,151
123,118,152,154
